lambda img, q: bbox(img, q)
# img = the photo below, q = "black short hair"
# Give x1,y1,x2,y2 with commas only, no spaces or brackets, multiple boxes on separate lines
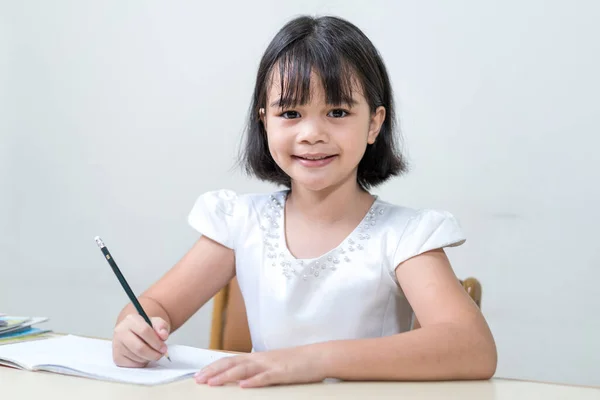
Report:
238,15,408,190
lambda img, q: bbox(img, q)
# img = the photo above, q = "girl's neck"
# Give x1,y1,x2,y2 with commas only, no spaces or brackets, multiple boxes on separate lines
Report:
286,180,375,225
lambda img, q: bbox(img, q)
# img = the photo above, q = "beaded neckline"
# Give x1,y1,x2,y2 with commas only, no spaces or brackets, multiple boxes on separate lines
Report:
260,191,385,280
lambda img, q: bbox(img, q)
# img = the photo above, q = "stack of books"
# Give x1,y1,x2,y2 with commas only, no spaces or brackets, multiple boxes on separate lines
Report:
0,314,53,345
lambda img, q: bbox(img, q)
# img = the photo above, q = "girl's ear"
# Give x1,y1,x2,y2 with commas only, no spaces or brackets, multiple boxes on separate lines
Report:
367,106,386,144
259,108,268,130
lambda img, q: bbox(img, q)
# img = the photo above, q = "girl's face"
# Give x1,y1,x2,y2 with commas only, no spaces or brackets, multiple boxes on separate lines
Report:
261,72,385,193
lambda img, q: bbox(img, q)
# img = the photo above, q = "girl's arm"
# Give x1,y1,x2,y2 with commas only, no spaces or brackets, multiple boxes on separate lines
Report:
197,248,496,387
116,235,235,332
316,248,497,381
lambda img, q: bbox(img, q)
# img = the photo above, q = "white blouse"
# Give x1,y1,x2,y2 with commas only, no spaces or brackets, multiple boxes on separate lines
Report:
188,189,466,352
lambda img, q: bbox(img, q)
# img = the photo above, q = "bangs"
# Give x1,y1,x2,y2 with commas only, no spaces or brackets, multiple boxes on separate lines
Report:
268,40,360,109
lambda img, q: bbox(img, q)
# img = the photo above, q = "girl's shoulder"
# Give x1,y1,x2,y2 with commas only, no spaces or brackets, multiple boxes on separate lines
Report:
377,198,463,233
187,188,287,232
188,189,287,217
375,198,466,268
187,189,280,249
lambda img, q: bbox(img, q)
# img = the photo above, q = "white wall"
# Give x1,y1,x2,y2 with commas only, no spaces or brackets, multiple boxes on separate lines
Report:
1,0,598,387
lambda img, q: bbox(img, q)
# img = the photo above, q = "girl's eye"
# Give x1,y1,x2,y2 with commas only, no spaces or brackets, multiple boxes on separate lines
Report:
328,109,349,118
280,110,300,119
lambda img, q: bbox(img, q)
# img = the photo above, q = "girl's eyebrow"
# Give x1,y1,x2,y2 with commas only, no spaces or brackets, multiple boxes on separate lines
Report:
269,99,284,108
268,98,358,108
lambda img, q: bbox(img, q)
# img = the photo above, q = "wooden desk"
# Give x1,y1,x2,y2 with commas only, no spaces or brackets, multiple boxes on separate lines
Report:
0,366,598,400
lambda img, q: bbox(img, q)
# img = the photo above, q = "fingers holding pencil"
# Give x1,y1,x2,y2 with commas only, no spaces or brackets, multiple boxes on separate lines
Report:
113,315,171,367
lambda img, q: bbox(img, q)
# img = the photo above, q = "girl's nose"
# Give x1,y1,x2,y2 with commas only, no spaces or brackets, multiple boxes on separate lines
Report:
296,119,328,144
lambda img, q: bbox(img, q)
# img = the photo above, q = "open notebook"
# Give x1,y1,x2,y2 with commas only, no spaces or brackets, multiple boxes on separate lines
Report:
0,334,235,385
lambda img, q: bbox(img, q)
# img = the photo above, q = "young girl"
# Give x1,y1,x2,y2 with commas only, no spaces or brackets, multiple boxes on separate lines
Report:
112,15,497,388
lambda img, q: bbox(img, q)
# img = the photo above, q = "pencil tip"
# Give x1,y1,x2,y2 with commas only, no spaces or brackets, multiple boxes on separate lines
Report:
167,356,172,362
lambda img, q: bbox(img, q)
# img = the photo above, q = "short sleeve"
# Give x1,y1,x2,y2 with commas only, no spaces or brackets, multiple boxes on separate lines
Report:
391,209,466,268
187,189,241,249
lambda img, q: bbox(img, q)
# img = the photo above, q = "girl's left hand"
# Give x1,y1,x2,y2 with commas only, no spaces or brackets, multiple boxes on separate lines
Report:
194,346,327,388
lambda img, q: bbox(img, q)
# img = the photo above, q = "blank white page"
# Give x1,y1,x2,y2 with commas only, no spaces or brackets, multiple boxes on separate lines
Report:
0,335,235,385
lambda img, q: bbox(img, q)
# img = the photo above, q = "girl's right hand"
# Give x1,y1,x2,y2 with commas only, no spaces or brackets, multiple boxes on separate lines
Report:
112,314,170,367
